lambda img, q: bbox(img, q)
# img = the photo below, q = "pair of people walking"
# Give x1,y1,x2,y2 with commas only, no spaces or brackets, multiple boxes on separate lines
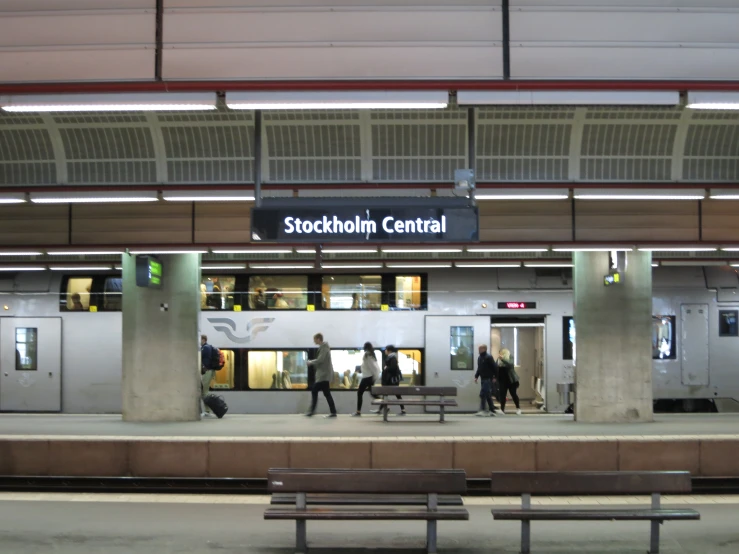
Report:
352,342,405,417
475,345,521,416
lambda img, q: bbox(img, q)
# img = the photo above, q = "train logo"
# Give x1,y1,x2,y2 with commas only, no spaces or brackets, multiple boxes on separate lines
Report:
207,317,275,344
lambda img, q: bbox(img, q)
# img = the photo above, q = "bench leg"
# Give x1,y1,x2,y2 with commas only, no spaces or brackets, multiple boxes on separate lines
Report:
649,493,661,554
296,492,307,553
383,404,389,422
426,493,438,553
521,493,531,554
439,403,445,423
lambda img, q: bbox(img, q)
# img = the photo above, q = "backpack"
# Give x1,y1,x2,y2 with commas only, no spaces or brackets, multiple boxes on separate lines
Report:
210,346,225,370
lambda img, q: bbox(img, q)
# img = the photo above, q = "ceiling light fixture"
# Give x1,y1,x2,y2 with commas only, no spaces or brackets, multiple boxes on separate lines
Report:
321,263,384,269
381,248,463,254
30,191,159,204
201,264,247,270
466,247,548,253
638,247,717,252
0,266,46,271
47,250,124,256
458,90,680,106
475,188,569,201
0,192,27,204
249,263,315,270
226,91,448,110
296,248,316,254
454,262,522,268
128,249,209,254
0,251,43,256
1,93,217,112
687,91,739,110
552,247,634,252
211,248,293,254
48,265,113,271
661,261,728,267
162,191,255,202
574,188,704,201
385,262,452,268
322,248,379,254
523,262,574,268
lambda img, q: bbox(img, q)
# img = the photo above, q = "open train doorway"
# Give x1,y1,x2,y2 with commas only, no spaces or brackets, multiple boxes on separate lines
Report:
490,317,546,413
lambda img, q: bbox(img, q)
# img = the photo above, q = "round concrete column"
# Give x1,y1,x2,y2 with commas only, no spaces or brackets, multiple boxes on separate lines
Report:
573,251,654,423
122,254,201,422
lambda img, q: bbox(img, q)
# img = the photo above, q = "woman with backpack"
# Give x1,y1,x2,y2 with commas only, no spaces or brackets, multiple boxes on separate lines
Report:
497,348,522,415
351,342,381,416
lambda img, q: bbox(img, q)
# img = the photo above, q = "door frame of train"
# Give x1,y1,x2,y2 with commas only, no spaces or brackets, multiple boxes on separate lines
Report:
490,316,547,411
424,315,492,413
0,316,63,412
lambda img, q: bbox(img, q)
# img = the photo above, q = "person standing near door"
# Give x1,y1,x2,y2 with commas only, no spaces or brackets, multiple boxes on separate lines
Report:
474,345,498,417
498,348,522,415
305,333,338,418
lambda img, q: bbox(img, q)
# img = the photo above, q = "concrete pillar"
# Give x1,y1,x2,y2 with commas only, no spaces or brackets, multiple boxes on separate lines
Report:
573,251,653,423
122,254,201,422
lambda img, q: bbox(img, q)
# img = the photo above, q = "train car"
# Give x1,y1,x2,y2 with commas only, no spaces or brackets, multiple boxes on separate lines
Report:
0,266,737,414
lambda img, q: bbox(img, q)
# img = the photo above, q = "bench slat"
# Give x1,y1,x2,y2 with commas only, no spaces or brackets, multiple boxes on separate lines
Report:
372,386,457,396
372,399,458,406
268,469,467,494
490,471,692,495
492,508,700,521
265,507,469,521
271,493,464,506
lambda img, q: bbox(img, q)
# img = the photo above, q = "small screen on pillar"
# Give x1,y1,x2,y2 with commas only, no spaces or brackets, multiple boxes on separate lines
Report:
135,255,163,288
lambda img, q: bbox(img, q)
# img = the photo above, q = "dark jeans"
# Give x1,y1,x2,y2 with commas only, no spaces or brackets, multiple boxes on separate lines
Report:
499,380,520,412
479,378,497,412
309,380,337,415
356,376,377,411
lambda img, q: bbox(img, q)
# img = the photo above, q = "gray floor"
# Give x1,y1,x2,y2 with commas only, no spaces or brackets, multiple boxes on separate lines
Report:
0,498,736,553
0,412,738,438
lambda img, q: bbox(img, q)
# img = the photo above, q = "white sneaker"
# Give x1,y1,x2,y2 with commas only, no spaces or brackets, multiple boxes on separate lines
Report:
201,412,216,418
475,411,487,417
516,409,522,415
498,410,506,415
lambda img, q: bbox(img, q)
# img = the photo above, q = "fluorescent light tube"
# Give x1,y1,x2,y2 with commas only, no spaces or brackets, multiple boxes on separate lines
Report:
709,189,739,200
458,90,679,106
201,264,247,270
128,249,208,254
687,92,739,110
0,192,26,204
720,247,739,252
652,262,660,267
322,248,378,254
553,247,633,252
0,266,46,271
381,248,462,253
48,265,113,271
638,247,717,252
0,251,42,256
31,191,159,204
385,262,452,268
296,248,316,254
226,91,448,110
475,188,569,201
574,188,704,200
249,264,314,269
1,93,217,112
47,250,123,256
466,247,548,253
211,249,293,254
661,261,728,267
454,262,522,268
523,262,573,268
162,191,255,202
321,263,384,269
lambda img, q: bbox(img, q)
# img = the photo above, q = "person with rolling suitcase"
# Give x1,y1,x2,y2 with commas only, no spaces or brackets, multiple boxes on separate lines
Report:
200,334,228,419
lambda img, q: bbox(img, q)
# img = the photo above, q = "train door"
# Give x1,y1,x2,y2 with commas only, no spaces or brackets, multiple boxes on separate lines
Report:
424,315,491,412
0,318,62,412
681,304,709,386
491,318,546,411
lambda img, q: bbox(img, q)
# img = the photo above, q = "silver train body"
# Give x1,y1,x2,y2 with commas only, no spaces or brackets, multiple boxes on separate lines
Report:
0,267,736,414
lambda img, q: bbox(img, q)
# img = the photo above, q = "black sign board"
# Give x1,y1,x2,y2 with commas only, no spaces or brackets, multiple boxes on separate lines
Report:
135,255,162,288
251,206,478,243
497,301,537,310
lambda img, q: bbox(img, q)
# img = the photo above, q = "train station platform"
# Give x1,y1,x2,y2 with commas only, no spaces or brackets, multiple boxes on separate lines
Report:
1,413,738,479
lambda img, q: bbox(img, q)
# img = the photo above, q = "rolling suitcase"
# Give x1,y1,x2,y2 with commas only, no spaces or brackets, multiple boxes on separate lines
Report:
203,393,228,419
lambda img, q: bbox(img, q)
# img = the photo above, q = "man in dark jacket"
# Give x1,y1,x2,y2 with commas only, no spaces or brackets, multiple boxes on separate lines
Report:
474,345,498,416
381,345,405,416
200,335,217,419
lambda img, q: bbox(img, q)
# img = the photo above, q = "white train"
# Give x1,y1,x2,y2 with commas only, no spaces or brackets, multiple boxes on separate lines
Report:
0,266,736,414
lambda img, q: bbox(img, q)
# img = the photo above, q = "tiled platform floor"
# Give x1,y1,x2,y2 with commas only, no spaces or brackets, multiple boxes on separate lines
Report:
1,412,738,439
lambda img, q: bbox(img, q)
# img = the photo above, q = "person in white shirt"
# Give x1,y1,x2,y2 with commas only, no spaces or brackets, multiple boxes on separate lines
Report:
351,342,381,416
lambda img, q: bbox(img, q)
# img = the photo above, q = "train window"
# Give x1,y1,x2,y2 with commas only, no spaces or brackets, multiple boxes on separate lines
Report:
327,348,383,389
719,310,738,337
248,275,309,310
15,328,38,371
562,316,575,361
394,275,422,309
64,277,92,311
652,315,676,359
201,276,236,311
321,275,382,310
103,277,122,311
247,350,308,390
450,326,474,370
397,349,423,385
203,349,236,391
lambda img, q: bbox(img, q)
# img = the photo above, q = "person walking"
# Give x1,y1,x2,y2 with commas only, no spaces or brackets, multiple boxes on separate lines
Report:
305,332,338,418
474,344,498,417
200,334,217,418
498,348,522,415
352,342,381,416
382,345,406,416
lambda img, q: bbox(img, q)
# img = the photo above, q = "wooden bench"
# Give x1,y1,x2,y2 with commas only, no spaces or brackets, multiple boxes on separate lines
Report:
490,471,700,554
371,386,458,422
271,492,464,506
264,468,469,553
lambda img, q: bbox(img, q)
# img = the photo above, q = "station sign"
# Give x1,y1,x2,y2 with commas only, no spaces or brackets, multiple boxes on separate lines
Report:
497,301,537,310
251,206,479,243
